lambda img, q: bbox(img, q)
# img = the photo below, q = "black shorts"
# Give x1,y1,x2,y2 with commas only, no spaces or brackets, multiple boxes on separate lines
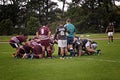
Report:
9,43,19,48
67,36,74,45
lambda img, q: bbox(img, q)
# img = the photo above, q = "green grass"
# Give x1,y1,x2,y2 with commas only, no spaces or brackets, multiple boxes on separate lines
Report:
0,34,120,80
0,33,120,42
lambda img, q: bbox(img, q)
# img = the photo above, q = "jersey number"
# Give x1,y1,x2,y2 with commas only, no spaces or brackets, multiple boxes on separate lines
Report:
41,29,44,34
60,31,64,35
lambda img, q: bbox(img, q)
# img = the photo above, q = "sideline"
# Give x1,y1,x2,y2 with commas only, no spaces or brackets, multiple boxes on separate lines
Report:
92,38,120,40
0,38,120,43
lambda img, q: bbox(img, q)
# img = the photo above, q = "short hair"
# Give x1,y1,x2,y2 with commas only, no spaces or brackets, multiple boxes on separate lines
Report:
59,21,63,25
66,18,71,22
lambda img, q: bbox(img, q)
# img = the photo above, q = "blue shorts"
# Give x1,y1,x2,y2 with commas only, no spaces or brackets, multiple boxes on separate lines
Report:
67,36,74,45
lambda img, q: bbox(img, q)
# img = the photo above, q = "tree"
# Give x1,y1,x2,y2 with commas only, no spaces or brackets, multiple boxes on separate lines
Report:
58,0,66,18
0,19,13,35
26,16,39,35
66,0,120,33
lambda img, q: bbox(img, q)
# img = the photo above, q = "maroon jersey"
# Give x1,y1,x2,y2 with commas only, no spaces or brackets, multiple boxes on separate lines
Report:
19,45,25,54
38,26,51,40
32,45,42,54
9,36,27,43
23,42,32,53
30,40,42,54
107,26,114,32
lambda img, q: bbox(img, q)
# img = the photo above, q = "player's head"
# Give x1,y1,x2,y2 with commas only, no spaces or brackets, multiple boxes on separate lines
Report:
66,18,71,23
59,21,64,26
91,43,98,50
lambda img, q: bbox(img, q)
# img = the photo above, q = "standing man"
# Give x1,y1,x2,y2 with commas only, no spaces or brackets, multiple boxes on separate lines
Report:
105,22,115,44
64,18,76,58
37,22,52,58
54,21,68,59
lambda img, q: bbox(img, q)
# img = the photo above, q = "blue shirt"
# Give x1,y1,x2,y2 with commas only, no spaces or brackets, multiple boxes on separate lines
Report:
65,23,75,37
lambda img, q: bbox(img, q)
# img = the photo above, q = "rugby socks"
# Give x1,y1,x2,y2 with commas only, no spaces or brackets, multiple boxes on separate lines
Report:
42,51,45,58
96,49,101,55
47,50,52,58
69,48,74,58
31,54,34,59
75,52,78,56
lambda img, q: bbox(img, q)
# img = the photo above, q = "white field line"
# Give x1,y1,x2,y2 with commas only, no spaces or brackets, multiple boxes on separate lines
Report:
82,57,120,63
92,38,120,40
0,38,120,43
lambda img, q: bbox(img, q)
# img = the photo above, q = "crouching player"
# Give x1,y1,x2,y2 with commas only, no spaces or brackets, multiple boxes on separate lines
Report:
13,41,32,58
12,45,26,58
82,39,101,55
9,34,28,56
30,39,43,59
9,34,28,50
73,36,83,57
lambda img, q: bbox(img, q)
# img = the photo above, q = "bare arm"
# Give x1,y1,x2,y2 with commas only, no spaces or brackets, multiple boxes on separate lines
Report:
48,31,51,39
105,26,108,33
36,32,39,38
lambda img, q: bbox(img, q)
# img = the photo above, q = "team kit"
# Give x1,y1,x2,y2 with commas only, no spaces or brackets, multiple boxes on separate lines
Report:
9,19,101,59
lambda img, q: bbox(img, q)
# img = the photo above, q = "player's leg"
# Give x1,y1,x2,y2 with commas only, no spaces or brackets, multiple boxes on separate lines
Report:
41,46,45,58
111,36,113,42
108,32,111,43
46,46,52,58
67,37,74,58
77,46,83,57
110,32,114,42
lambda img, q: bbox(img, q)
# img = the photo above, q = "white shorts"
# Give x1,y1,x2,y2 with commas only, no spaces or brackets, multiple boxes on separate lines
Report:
58,40,67,48
108,32,113,36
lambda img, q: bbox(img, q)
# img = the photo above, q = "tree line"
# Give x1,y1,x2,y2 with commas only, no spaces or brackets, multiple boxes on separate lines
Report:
0,0,120,35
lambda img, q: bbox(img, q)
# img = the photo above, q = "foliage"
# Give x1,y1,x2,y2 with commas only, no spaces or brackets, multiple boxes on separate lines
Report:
0,0,120,35
26,17,40,35
65,0,120,33
0,19,13,35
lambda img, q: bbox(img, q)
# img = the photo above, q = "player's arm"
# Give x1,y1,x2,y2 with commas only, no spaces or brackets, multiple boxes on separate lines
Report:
113,26,115,33
105,26,108,33
54,28,58,40
36,32,39,38
48,31,51,39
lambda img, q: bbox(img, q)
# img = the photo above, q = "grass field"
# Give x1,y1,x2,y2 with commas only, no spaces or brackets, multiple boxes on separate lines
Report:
0,33,120,80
